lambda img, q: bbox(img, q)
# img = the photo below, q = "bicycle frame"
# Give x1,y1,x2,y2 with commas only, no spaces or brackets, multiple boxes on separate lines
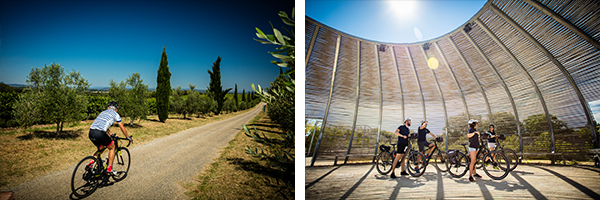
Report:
92,135,132,174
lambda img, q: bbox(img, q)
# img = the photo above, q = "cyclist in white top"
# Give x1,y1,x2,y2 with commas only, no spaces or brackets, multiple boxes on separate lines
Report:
88,101,132,174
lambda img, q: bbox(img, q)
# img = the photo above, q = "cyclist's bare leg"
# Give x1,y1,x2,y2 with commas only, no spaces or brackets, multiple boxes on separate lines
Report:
391,153,404,174
427,143,435,156
93,146,106,159
469,150,477,177
107,142,115,167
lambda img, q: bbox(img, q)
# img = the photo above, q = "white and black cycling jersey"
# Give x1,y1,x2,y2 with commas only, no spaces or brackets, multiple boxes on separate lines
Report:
90,109,122,131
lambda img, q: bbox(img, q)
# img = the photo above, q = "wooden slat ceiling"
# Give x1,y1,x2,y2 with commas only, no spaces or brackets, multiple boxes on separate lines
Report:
305,0,600,153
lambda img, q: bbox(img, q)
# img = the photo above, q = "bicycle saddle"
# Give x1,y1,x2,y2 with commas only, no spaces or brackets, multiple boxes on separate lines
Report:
459,143,469,146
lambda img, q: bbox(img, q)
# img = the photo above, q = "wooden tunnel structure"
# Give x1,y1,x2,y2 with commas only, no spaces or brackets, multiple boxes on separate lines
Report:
305,0,600,165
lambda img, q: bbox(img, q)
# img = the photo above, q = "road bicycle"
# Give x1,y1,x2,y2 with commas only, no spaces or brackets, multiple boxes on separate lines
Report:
71,135,132,198
420,137,448,172
445,133,510,180
375,133,426,177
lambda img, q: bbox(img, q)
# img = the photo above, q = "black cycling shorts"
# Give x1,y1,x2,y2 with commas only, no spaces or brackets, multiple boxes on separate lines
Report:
89,129,112,148
418,141,432,152
397,143,408,154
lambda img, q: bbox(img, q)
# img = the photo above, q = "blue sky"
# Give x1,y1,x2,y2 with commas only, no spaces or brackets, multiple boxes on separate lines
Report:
306,0,487,44
0,0,294,91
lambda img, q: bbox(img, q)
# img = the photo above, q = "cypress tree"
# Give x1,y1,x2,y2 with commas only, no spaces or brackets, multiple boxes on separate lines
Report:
207,56,231,115
156,46,171,122
233,84,238,112
242,89,246,102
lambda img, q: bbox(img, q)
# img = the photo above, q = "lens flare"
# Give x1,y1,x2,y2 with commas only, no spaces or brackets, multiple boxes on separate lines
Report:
414,27,423,40
428,57,439,69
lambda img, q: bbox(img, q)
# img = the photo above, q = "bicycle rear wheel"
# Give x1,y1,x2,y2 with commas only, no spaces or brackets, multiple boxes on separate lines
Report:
482,151,510,180
112,147,131,181
376,151,393,175
406,151,425,177
503,149,518,171
446,152,468,178
431,151,448,172
71,156,101,198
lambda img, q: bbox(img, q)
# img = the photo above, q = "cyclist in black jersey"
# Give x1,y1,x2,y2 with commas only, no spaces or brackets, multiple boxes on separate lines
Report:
418,119,437,159
467,119,482,182
390,118,411,178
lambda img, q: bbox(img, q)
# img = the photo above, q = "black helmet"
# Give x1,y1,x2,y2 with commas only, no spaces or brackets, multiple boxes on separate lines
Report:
489,124,494,127
108,101,119,109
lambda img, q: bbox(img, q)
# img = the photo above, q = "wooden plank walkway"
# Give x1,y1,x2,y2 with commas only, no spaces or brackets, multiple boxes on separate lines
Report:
306,162,600,199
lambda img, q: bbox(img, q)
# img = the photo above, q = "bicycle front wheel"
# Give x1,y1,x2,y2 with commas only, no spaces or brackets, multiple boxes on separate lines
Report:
432,151,448,172
406,151,426,177
112,147,131,181
482,151,510,180
71,156,100,198
446,152,468,178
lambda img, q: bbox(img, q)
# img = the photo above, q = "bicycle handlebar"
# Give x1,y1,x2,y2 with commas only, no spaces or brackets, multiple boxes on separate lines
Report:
112,135,133,147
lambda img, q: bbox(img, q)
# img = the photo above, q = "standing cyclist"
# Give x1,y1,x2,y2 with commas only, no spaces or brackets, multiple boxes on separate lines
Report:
485,124,498,164
390,118,412,178
88,101,132,175
418,119,437,159
467,119,482,182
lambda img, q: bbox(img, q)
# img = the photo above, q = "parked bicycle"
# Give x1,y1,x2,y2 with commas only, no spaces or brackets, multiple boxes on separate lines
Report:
71,135,132,198
446,134,510,180
420,137,448,173
494,134,519,171
376,133,426,177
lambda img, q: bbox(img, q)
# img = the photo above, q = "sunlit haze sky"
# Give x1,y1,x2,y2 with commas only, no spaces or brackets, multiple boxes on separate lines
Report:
0,0,294,90
306,0,487,44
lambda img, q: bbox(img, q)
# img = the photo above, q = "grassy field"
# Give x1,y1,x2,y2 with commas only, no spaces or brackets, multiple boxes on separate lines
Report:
0,106,257,189
185,111,294,200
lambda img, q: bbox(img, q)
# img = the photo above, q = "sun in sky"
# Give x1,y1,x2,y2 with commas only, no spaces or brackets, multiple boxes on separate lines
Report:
388,0,418,19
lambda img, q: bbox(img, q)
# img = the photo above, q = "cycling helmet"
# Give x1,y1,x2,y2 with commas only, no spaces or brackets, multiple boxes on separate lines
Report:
468,119,478,124
489,124,495,127
108,101,119,109
404,117,411,122
421,119,428,125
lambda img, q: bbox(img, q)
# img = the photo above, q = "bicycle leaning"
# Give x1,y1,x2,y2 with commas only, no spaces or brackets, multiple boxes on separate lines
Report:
375,133,426,177
445,134,510,180
71,134,132,198
419,137,448,173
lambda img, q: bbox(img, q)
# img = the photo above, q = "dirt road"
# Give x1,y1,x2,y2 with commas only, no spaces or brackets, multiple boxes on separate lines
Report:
7,103,265,200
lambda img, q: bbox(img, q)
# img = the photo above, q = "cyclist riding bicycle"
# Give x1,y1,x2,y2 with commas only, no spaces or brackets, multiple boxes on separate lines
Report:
88,101,132,175
390,117,412,178
418,119,437,159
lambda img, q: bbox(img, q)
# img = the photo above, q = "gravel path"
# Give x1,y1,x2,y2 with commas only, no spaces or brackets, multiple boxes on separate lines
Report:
8,103,265,200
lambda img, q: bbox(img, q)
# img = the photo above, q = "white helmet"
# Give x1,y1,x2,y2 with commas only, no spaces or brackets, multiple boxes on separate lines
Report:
404,117,411,122
468,119,478,124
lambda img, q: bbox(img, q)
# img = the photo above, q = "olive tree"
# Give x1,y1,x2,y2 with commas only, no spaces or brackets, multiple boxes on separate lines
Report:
13,63,89,135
